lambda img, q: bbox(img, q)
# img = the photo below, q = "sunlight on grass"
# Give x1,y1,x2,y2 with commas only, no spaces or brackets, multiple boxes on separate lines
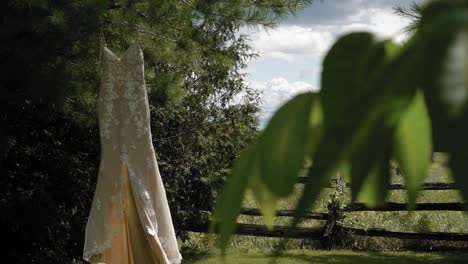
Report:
197,154,468,252
183,249,468,264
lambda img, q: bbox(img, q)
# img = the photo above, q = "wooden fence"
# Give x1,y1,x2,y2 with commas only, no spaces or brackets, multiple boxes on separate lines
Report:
184,175,468,245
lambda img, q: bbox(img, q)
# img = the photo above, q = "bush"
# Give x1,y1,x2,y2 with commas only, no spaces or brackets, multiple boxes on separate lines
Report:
1,101,99,263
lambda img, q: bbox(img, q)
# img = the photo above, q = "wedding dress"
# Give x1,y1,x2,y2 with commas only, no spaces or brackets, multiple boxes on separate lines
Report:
83,43,182,264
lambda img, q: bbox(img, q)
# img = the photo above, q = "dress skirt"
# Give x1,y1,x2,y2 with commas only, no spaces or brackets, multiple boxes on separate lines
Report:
89,161,169,264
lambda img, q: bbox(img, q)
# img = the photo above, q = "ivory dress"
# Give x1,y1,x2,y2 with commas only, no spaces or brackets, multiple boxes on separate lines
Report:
83,43,182,264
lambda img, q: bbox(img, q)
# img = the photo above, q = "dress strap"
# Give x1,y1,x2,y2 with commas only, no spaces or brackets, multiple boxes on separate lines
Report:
98,26,107,75
100,26,107,47
136,30,143,50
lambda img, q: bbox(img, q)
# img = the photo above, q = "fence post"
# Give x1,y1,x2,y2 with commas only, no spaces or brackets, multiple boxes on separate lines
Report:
323,176,347,249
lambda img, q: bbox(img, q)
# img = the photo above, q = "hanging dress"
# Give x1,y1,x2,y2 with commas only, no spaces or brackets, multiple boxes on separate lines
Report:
83,43,182,264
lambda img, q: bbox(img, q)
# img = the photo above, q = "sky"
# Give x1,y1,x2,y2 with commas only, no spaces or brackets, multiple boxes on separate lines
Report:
241,0,425,127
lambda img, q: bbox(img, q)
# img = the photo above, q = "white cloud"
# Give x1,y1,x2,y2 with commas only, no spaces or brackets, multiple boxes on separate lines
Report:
246,78,318,126
245,5,413,64
240,1,419,127
339,8,410,43
282,0,425,26
246,25,333,63
263,51,295,62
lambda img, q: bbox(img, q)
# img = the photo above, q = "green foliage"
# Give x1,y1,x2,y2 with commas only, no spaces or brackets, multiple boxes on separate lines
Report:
181,248,468,264
1,102,100,263
212,146,257,250
212,93,320,252
249,167,278,228
394,90,432,206
259,93,318,197
1,0,311,262
394,2,422,33
214,0,468,252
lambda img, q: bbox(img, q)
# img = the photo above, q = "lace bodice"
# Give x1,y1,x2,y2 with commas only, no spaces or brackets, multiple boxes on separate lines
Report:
99,44,151,143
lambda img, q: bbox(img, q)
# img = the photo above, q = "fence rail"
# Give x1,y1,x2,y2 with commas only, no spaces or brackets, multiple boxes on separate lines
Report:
297,177,458,190
348,202,467,211
240,208,328,220
184,177,468,246
186,222,326,239
185,221,468,241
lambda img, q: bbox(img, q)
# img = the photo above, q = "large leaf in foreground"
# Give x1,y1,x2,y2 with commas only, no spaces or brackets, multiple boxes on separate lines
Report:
259,92,317,197
350,126,393,207
320,32,379,128
417,10,468,150
294,31,420,227
212,146,256,251
249,170,277,229
418,10,468,200
450,143,468,206
320,35,393,205
295,33,381,209
394,90,432,206
356,150,391,208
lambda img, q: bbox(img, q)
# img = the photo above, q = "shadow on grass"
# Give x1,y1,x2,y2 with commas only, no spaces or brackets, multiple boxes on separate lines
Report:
185,250,468,264
179,245,210,263
274,251,468,264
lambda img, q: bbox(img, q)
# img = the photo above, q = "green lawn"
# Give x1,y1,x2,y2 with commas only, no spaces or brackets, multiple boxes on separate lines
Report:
234,153,468,250
178,154,468,263
183,249,468,264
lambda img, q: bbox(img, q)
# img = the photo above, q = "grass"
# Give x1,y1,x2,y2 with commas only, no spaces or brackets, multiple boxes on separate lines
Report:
176,154,468,263
181,249,468,263
181,153,467,254
231,153,468,250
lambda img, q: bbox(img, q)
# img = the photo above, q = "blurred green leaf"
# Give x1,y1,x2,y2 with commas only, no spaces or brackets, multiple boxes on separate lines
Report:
416,6,468,201
259,92,318,197
295,32,420,222
344,40,400,203
394,90,432,207
293,33,382,222
212,146,255,252
450,141,468,206
350,126,393,206
294,33,376,209
321,32,378,127
338,160,351,182
417,10,468,150
439,30,468,118
305,95,324,159
296,137,347,217
349,39,424,204
356,150,391,208
249,164,277,229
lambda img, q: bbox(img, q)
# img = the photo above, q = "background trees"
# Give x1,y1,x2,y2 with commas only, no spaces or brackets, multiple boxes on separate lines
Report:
0,0,311,262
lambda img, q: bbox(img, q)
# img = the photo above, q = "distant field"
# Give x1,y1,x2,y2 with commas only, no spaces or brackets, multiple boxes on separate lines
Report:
182,249,468,264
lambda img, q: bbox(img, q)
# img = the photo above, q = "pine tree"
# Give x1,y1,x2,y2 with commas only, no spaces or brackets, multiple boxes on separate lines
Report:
0,0,312,262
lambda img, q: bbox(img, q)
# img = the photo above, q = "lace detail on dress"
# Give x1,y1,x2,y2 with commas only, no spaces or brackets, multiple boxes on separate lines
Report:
127,163,158,231
123,48,150,140
83,240,113,262
168,254,183,264
99,82,119,140
83,169,126,262
83,191,125,262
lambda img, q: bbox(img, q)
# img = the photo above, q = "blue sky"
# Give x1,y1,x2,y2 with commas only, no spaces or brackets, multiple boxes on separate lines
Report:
241,0,425,127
